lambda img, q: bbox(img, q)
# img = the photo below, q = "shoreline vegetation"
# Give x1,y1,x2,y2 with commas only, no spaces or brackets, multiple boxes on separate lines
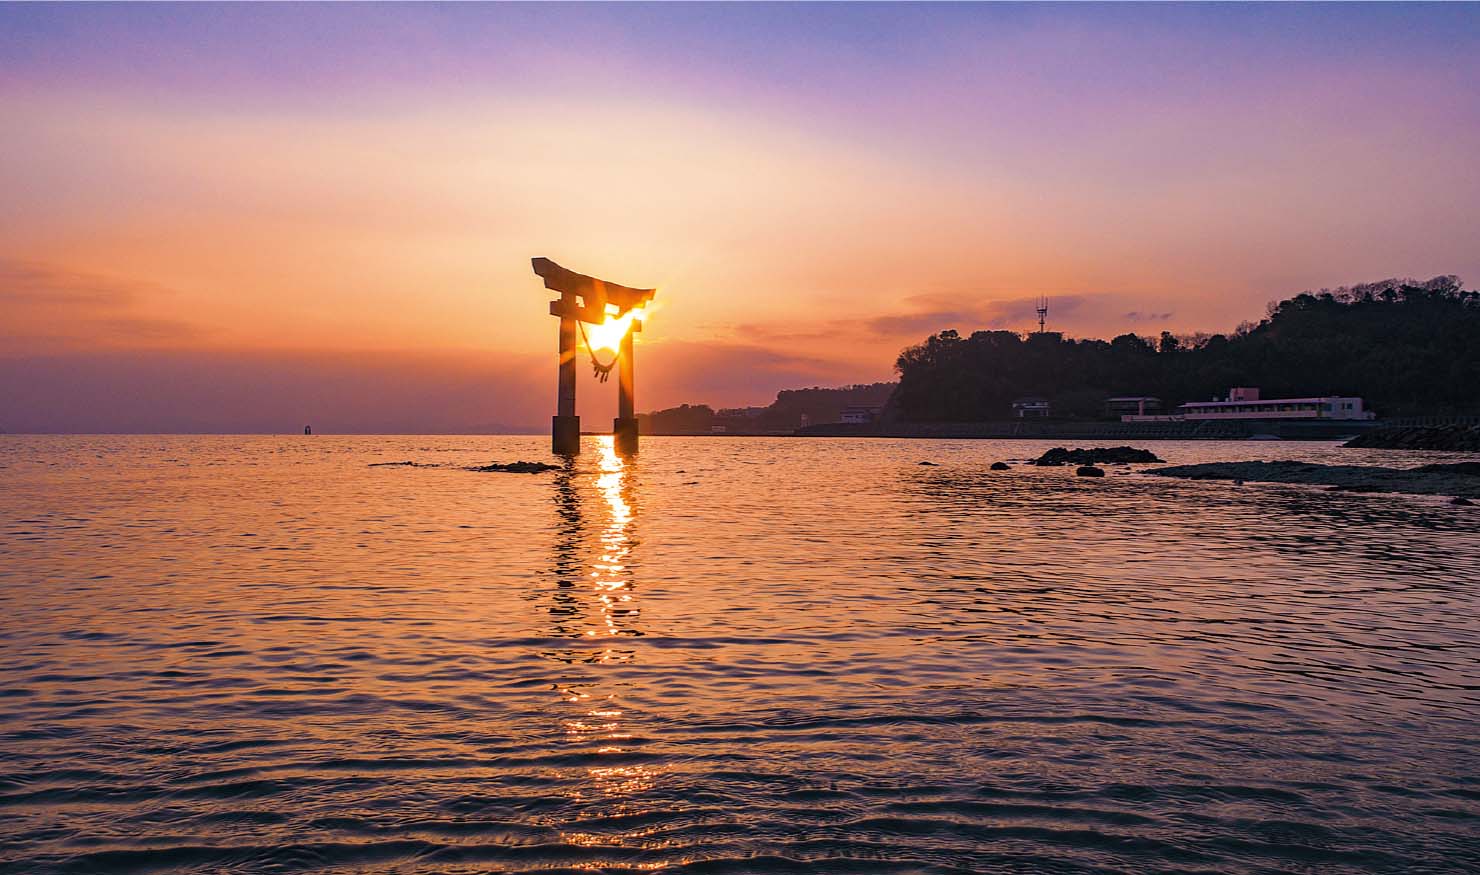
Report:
891,276,1478,422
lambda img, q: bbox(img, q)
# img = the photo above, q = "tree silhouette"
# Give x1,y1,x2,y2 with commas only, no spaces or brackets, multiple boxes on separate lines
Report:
893,276,1479,421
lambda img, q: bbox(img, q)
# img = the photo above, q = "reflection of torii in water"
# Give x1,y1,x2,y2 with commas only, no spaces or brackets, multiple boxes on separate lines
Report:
533,258,656,456
542,439,649,803
545,457,587,639
541,439,643,662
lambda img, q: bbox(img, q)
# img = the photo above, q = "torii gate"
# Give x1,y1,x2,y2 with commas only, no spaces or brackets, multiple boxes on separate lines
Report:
533,257,656,455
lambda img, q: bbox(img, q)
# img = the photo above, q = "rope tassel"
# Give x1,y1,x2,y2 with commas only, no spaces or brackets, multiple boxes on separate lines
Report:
577,319,622,383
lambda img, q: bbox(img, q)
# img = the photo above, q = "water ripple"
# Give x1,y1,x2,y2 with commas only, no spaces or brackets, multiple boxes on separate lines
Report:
0,435,1476,874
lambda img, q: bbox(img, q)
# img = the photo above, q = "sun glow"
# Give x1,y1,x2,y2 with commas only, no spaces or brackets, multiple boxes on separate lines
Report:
583,307,647,355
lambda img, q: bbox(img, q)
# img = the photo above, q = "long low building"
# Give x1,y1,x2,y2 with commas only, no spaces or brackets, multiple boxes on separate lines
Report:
1124,387,1374,422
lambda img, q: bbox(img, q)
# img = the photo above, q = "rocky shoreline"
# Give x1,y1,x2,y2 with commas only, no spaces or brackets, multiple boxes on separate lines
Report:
1343,425,1480,451
1149,460,1480,499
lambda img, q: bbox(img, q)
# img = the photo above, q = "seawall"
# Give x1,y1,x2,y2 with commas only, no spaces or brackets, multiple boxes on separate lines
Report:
794,419,1384,441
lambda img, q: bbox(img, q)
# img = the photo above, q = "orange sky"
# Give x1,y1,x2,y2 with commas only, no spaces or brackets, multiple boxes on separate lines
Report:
3,5,1478,431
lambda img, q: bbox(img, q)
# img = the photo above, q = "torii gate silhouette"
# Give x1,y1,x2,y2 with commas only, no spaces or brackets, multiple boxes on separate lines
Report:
533,257,656,455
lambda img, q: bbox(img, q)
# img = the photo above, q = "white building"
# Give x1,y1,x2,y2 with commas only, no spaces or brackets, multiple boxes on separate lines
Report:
1125,387,1373,422
840,404,884,424
1011,397,1051,419
1104,396,1161,418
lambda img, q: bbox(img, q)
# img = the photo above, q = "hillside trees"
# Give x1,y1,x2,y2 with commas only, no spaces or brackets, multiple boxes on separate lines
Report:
892,276,1479,420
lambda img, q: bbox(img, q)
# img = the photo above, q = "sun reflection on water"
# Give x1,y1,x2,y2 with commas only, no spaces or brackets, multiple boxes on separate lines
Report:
542,438,642,651
591,437,638,642
549,436,659,843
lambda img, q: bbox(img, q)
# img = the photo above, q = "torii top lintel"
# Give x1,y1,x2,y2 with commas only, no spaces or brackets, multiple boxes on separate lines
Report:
533,257,656,324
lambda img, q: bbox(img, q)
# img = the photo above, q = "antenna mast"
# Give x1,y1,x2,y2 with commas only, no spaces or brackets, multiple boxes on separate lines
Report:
1036,296,1049,334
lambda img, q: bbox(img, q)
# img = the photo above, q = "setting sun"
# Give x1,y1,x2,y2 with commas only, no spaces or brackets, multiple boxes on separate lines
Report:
583,307,646,355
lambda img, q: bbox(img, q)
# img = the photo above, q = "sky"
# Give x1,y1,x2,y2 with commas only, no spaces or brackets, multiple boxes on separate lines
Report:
3,3,1479,432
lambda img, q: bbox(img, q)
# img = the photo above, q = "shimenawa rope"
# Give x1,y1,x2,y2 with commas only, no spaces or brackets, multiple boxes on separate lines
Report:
577,319,623,383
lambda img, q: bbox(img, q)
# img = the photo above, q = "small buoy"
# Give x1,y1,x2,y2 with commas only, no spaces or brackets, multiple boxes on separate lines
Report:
304,425,312,435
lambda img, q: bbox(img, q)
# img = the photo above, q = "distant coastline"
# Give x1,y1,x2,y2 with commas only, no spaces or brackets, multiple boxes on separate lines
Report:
792,419,1379,442
643,276,1480,439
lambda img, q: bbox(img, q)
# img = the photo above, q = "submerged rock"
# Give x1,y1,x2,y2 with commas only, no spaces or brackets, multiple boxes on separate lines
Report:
1076,465,1106,477
368,460,438,468
1035,446,1164,466
465,460,561,474
1149,460,1480,498
990,461,1010,471
918,461,939,466
1344,426,1480,452
1413,461,1480,477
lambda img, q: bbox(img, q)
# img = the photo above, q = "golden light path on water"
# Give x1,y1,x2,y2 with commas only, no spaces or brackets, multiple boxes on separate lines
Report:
560,438,660,859
592,437,636,642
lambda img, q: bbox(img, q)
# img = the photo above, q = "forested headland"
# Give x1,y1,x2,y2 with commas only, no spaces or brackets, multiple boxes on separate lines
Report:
640,383,896,435
892,276,1480,421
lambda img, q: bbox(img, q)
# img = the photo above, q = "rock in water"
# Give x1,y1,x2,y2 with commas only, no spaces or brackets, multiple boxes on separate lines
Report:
1077,466,1106,477
1149,460,1480,498
918,461,939,466
1344,426,1480,451
466,460,560,473
990,461,1010,470
1413,462,1480,477
1036,446,1165,466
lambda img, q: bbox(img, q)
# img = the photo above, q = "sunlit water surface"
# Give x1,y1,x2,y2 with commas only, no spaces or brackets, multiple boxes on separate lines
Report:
1,435,1477,874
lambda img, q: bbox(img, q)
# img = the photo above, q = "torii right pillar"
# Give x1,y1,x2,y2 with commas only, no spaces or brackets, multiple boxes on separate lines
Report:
614,324,638,455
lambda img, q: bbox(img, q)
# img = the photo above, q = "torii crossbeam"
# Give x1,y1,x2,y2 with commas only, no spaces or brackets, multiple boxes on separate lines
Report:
533,257,656,455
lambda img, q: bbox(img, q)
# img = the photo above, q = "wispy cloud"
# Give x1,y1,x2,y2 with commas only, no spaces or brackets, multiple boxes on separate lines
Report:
0,259,208,354
737,291,1173,349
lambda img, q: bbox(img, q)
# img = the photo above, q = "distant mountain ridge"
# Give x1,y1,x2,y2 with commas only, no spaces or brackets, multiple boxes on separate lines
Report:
640,383,896,435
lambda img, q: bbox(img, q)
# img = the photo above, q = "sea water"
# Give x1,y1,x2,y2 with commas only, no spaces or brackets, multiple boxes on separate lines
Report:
1,435,1476,873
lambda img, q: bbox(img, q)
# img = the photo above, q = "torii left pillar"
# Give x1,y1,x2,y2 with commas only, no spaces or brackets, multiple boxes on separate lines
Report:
553,293,581,455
